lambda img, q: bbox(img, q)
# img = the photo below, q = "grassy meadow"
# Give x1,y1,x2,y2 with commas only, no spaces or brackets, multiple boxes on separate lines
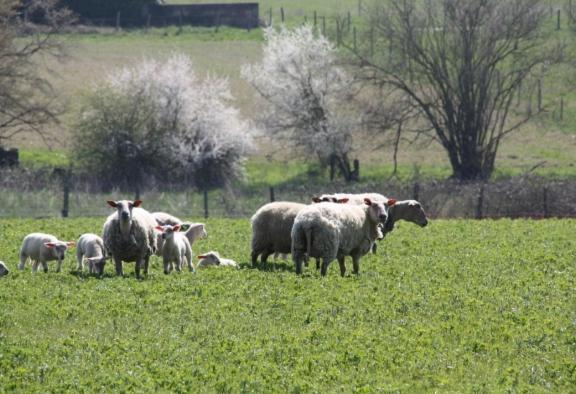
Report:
0,217,574,391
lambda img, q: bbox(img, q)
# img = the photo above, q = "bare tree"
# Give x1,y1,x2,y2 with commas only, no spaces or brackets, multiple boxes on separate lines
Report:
243,25,360,182
0,0,72,147
353,0,557,181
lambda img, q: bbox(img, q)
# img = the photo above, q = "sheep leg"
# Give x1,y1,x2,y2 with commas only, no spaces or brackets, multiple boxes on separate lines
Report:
76,250,84,271
143,256,150,276
18,253,27,270
41,261,49,273
176,257,182,272
260,247,274,264
114,256,123,276
134,258,142,279
352,256,360,276
251,249,260,266
163,260,170,275
293,251,304,275
315,258,320,270
56,259,62,273
320,258,332,277
31,260,39,272
338,257,346,277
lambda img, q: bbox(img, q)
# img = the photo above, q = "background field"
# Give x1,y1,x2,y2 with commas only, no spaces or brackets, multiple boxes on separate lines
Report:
0,217,574,391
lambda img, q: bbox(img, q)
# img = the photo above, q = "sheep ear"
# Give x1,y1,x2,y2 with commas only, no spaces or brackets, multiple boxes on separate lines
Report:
107,200,118,208
337,198,349,204
133,200,143,207
155,226,165,232
173,224,181,232
197,255,205,259
312,197,321,203
387,199,397,206
364,198,372,206
44,242,56,249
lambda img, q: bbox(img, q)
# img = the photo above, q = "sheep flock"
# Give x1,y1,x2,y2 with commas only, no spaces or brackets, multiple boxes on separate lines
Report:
5,192,428,278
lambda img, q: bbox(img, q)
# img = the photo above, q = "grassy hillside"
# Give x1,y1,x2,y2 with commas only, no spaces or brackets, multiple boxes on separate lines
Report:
0,217,574,391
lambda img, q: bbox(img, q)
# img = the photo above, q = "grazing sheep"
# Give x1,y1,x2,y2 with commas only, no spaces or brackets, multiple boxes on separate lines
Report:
197,251,238,268
18,233,75,273
76,233,109,275
313,192,388,205
0,261,9,276
291,199,389,277
102,200,157,279
383,199,428,233
250,202,307,265
155,224,194,274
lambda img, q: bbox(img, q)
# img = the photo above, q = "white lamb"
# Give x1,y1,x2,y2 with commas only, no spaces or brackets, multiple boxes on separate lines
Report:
291,199,389,277
102,199,157,279
76,233,109,275
152,210,207,257
0,261,9,276
151,211,183,226
155,224,194,274
197,251,238,268
18,233,75,273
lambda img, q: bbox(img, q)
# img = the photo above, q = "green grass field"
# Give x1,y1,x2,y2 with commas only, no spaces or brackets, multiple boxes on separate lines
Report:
0,217,574,391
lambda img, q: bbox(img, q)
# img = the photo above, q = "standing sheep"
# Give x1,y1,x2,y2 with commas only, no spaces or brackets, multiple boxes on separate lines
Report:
18,233,75,273
102,200,157,279
291,199,389,277
76,233,109,275
197,251,238,268
155,224,194,274
0,261,9,276
250,202,306,265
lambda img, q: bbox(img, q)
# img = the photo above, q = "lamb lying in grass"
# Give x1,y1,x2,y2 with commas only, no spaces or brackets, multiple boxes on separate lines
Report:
197,251,238,268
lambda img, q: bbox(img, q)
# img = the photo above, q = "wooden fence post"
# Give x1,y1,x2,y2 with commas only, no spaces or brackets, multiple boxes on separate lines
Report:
280,7,285,23
560,97,564,121
476,184,485,219
269,186,275,202
203,190,209,218
543,186,549,218
62,172,70,218
413,182,420,201
557,9,561,30
116,11,121,31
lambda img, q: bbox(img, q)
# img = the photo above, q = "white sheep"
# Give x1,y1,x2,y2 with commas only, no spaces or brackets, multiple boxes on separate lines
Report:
383,199,428,233
197,251,238,268
0,261,9,276
102,199,157,279
76,233,109,275
250,202,307,265
291,199,389,277
18,233,75,273
155,224,194,274
151,211,183,226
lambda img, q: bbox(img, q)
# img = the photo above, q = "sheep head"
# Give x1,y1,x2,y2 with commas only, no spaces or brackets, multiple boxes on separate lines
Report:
364,198,389,225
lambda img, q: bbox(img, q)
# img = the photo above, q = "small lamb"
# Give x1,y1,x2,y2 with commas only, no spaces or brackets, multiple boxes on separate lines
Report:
197,251,238,268
0,261,9,276
76,233,109,275
18,233,75,273
156,224,194,274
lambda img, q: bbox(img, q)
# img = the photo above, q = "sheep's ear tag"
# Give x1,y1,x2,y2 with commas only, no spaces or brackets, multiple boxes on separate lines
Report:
133,200,143,207
44,242,56,249
107,200,117,208
364,198,372,206
337,198,349,204
387,198,397,206
312,197,321,203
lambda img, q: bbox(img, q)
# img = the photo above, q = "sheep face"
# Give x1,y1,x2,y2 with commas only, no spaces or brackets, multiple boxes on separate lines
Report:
0,261,9,276
197,251,221,266
156,224,181,240
364,198,389,225
406,200,428,227
107,199,142,224
86,256,109,275
44,241,74,262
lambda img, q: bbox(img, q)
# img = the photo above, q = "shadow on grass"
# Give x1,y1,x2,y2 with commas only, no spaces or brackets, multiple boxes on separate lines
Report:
241,260,295,273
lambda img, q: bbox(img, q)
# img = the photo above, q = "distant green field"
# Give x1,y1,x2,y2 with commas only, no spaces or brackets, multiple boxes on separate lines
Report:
0,218,574,391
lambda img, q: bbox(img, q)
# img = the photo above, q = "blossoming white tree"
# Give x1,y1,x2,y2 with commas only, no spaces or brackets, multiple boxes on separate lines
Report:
243,25,359,181
74,54,252,192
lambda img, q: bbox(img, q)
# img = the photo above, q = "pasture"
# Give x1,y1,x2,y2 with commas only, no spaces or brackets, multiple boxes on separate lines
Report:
0,217,574,391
